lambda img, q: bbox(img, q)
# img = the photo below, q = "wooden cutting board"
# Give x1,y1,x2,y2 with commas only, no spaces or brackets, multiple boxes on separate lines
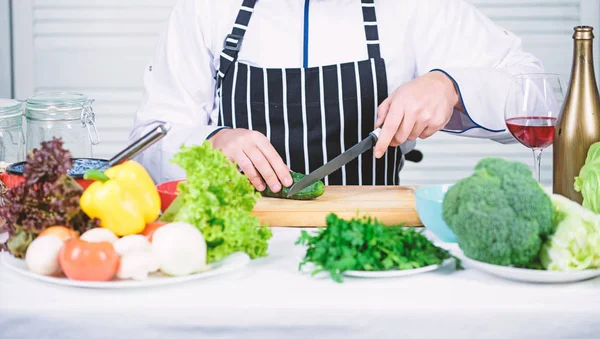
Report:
252,186,422,227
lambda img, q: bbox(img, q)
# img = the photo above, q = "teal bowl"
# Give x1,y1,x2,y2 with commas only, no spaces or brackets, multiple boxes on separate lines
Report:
415,184,457,243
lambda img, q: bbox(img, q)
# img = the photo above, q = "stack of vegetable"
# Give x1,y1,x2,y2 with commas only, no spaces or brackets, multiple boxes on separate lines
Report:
1,138,271,282
24,221,209,281
159,141,272,263
297,213,461,283
442,156,600,271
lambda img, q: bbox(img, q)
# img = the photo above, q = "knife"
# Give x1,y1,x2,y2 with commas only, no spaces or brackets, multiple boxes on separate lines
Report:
286,128,382,197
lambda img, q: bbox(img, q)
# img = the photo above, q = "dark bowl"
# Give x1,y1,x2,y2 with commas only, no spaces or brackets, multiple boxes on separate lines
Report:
3,158,110,189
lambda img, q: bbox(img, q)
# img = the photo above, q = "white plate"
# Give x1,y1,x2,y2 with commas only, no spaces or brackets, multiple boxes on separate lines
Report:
455,250,600,283
343,263,443,278
1,251,250,289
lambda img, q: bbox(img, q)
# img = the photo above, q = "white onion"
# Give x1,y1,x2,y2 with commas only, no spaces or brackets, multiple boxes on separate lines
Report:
151,222,208,276
25,235,64,276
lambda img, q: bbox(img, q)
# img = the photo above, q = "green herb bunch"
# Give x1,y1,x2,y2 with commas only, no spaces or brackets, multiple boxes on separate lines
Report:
296,213,461,283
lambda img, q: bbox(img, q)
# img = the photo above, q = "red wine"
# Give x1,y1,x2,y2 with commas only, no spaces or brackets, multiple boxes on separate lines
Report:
506,117,556,149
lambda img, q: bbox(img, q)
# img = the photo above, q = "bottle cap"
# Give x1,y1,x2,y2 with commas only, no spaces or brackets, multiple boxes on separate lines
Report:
574,26,594,40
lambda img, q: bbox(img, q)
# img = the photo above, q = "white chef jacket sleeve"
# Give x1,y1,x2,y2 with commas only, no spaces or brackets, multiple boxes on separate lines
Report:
412,0,545,144
129,0,224,184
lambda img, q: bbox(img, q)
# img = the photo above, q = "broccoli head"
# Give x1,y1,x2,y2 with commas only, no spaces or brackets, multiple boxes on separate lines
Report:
442,157,554,266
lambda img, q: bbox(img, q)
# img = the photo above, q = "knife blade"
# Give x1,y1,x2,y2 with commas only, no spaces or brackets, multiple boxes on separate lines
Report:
286,128,381,197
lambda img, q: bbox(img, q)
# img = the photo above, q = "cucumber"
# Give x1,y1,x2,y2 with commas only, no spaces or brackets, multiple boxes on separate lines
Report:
260,171,325,200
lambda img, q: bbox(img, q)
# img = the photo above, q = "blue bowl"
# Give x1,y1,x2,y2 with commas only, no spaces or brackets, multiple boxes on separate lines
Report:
415,184,457,243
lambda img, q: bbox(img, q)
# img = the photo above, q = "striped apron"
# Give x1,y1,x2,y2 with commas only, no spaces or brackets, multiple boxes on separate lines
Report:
217,0,406,186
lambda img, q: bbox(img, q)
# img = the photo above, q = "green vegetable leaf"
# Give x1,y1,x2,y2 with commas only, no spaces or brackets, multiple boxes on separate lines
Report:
167,141,272,263
296,213,461,283
539,193,600,271
574,142,600,214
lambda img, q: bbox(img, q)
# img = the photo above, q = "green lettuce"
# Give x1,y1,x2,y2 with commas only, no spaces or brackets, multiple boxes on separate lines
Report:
539,193,600,271
160,141,272,263
574,142,600,213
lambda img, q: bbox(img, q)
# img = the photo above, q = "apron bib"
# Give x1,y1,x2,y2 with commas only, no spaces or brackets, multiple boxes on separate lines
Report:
217,0,405,186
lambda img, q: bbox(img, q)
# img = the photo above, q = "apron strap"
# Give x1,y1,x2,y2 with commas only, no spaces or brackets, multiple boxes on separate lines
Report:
361,0,382,59
217,0,258,84
218,0,382,83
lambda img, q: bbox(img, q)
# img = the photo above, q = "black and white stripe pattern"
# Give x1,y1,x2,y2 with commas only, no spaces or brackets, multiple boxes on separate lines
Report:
318,66,329,185
361,0,381,59
220,61,396,185
217,0,402,186
217,0,257,86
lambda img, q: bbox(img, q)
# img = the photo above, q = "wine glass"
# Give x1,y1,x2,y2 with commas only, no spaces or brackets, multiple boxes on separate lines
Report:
505,73,567,182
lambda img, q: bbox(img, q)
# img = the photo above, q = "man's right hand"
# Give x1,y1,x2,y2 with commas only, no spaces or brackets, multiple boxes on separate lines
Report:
208,128,293,193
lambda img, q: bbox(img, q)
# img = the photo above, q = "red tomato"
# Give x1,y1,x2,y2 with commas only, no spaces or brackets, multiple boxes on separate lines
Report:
141,221,168,241
58,238,120,281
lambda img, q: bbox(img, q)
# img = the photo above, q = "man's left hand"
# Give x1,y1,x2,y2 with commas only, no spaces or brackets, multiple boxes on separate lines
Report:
373,71,461,158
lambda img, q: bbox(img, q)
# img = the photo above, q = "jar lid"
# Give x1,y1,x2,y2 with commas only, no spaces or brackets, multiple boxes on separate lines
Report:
26,92,90,110
0,99,23,118
25,92,91,121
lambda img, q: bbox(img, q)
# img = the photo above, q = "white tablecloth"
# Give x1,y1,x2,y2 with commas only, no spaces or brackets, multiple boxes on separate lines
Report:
1,227,599,339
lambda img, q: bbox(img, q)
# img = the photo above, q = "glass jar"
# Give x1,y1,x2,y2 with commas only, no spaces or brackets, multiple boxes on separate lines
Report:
0,99,26,163
25,92,99,158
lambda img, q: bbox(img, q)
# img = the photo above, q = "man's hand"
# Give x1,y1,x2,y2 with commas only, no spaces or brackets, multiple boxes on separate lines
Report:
208,128,293,192
373,71,461,158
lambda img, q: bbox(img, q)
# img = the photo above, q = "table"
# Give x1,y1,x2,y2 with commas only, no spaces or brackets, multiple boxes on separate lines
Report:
1,227,599,339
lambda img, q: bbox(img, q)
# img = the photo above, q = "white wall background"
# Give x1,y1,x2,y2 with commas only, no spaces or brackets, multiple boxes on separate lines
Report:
8,0,600,186
0,0,11,98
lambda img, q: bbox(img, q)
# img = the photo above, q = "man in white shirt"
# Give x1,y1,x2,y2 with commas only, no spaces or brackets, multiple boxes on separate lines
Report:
129,0,542,192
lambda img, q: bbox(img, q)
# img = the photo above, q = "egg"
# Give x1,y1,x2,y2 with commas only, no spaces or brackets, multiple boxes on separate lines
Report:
25,235,64,276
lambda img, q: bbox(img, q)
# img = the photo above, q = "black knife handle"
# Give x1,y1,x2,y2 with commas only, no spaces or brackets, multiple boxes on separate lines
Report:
405,150,423,163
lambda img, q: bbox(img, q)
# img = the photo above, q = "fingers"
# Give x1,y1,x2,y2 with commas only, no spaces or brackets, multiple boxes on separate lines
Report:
390,109,416,147
244,146,283,193
419,117,444,139
419,108,451,139
375,98,392,128
255,136,293,188
235,150,266,191
407,119,427,142
374,102,404,158
213,129,291,192
419,126,438,139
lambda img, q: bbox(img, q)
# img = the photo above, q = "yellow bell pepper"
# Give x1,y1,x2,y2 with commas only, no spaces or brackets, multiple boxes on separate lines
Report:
104,161,161,224
79,161,161,236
